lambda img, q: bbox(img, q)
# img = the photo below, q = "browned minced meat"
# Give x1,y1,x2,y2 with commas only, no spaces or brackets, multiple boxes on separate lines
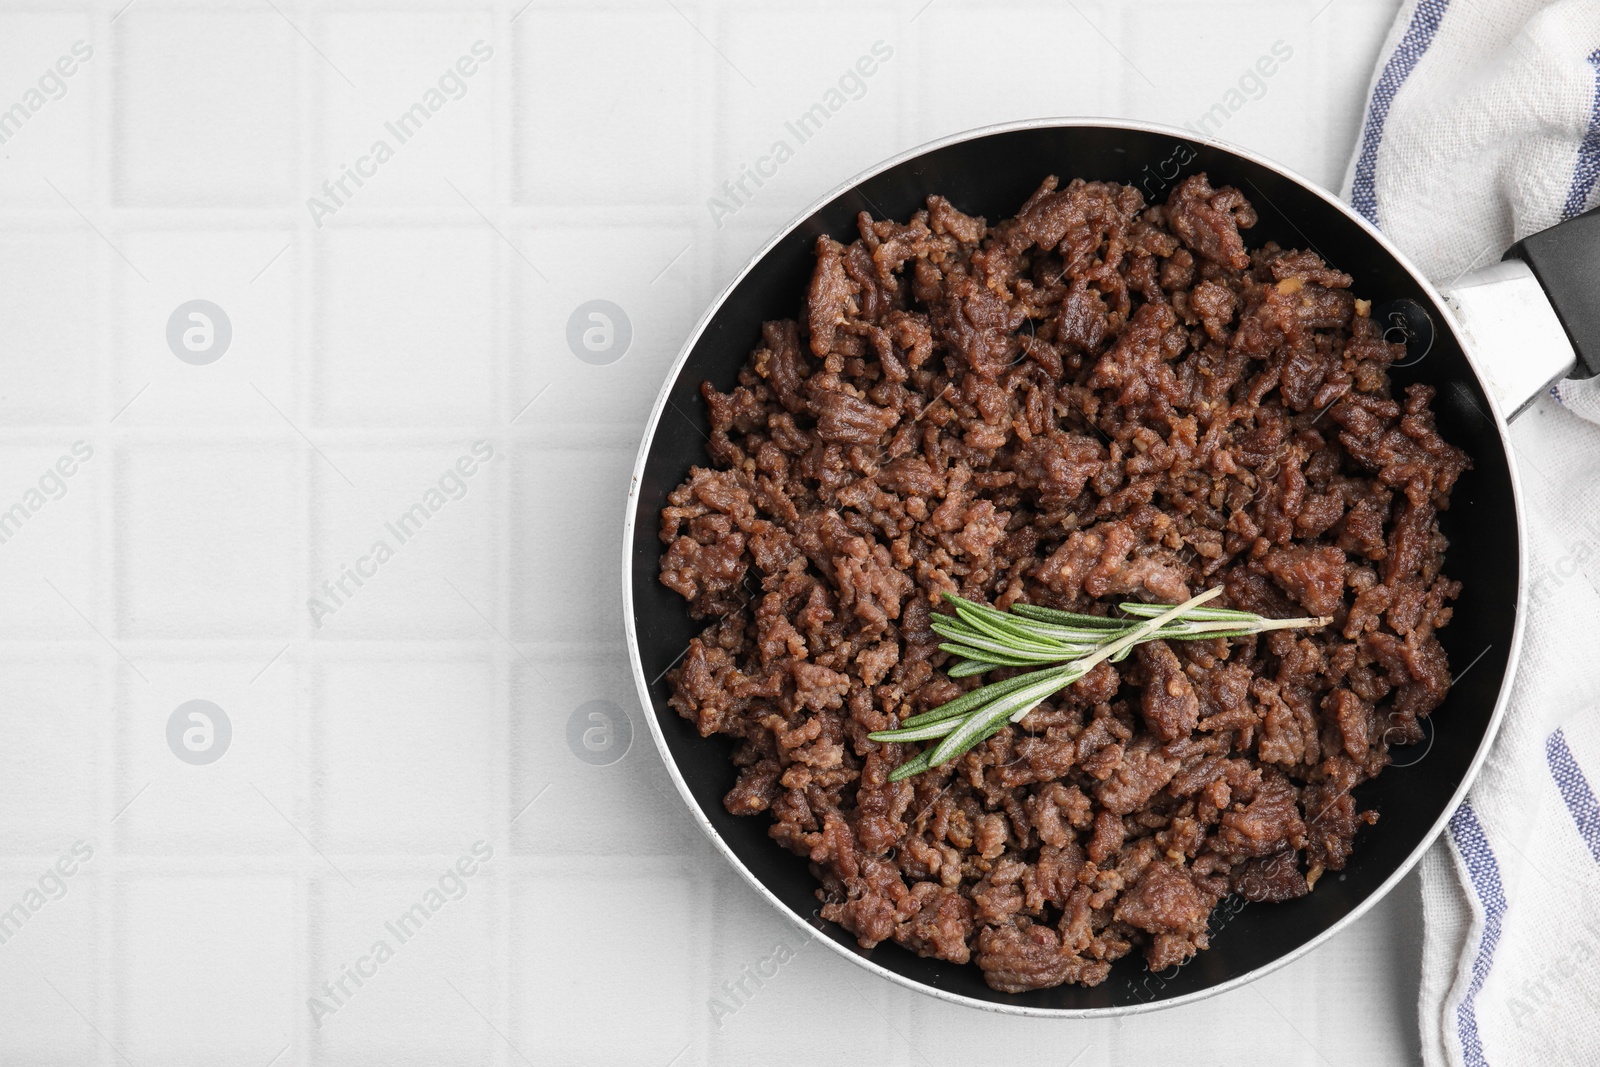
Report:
659,174,1467,992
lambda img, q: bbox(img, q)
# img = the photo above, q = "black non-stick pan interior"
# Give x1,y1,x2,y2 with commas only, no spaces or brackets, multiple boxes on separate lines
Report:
629,123,1518,1011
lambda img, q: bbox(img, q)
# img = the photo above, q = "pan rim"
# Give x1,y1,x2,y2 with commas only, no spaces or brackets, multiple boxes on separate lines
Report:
619,116,1528,1018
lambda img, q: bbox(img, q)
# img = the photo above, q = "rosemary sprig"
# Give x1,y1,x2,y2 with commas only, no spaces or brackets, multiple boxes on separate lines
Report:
870,587,1330,782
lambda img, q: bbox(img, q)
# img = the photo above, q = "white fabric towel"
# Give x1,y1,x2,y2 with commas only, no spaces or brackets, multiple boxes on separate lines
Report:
1342,3,1600,1064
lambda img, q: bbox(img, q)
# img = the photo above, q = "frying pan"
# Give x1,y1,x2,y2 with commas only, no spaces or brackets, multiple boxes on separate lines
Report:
622,119,1597,1015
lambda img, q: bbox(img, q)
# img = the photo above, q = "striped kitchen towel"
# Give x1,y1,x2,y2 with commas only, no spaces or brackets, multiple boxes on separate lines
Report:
1343,3,1600,1064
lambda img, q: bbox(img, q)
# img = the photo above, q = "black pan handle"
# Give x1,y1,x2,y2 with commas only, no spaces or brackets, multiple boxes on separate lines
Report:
1505,205,1600,380
1439,207,1599,418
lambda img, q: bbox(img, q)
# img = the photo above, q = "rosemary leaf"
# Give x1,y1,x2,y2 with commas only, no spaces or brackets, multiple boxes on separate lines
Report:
1008,603,1127,628
936,642,1064,666
896,667,1072,729
918,669,1078,770
940,607,1072,654
1117,602,1259,622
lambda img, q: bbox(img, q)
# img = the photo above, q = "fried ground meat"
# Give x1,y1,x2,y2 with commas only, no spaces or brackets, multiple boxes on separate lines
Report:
659,173,1467,991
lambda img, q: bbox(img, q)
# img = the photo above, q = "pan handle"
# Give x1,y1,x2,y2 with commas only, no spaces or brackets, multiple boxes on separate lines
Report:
1437,207,1600,419
1505,205,1600,381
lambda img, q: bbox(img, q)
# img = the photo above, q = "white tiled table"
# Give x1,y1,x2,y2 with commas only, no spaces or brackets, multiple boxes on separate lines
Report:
0,2,1423,1063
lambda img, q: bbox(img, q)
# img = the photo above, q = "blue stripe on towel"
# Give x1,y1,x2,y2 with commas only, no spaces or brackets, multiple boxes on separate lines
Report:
1547,727,1600,861
1449,802,1506,1067
1350,0,1453,228
1562,50,1600,220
